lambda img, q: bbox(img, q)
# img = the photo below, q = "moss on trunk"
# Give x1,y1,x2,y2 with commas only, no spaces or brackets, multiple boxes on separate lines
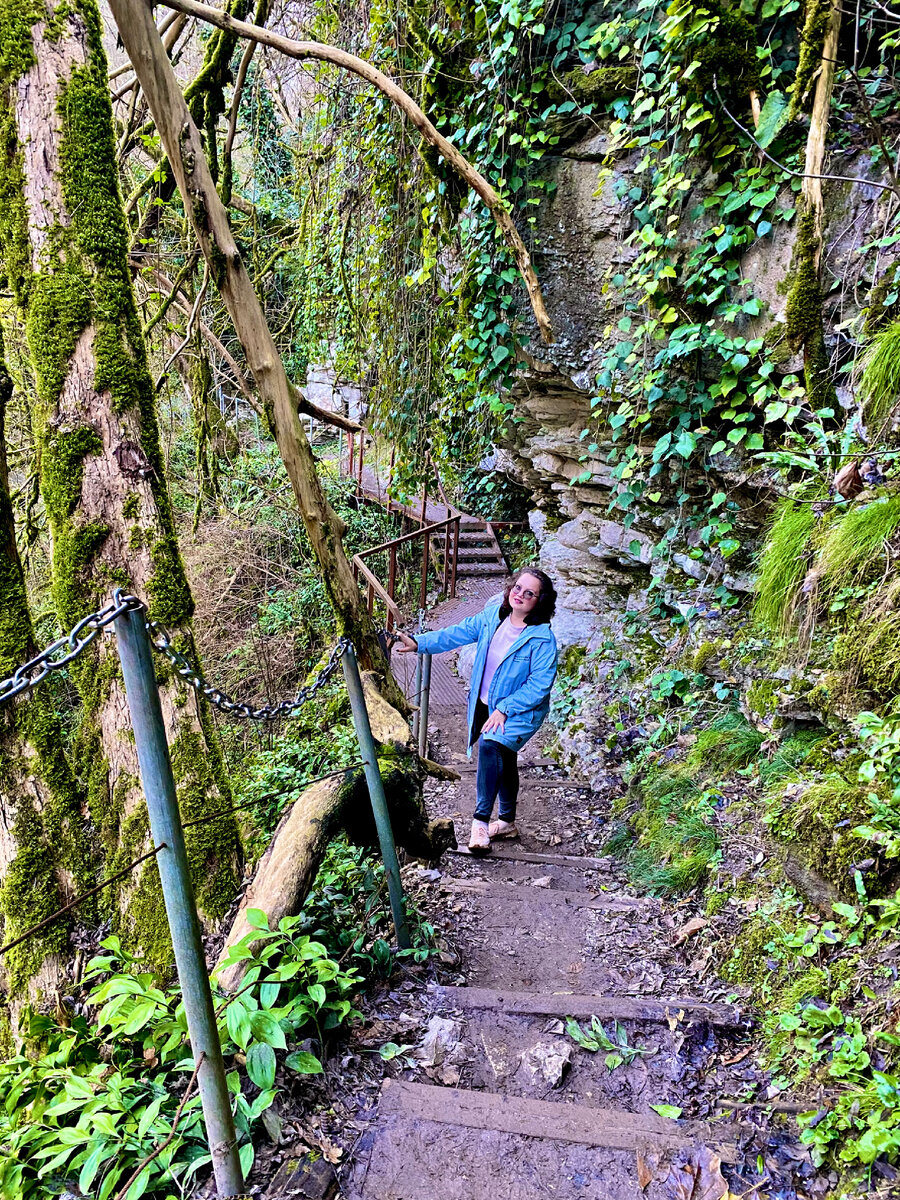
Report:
0,0,242,974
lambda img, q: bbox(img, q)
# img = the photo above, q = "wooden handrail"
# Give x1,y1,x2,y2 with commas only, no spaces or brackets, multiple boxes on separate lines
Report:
356,515,460,558
351,556,403,623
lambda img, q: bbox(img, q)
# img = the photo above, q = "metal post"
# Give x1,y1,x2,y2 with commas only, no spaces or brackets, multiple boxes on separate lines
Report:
348,430,354,480
341,645,411,949
417,653,432,758
115,609,243,1199
419,532,431,612
443,524,450,595
411,653,423,741
450,516,460,598
357,430,364,498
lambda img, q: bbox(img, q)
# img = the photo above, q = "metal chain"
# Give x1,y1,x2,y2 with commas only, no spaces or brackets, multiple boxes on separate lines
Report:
0,592,144,705
1,589,352,721
145,612,351,721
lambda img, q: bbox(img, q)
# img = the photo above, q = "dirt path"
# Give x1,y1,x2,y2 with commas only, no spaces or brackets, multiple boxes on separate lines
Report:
328,587,806,1200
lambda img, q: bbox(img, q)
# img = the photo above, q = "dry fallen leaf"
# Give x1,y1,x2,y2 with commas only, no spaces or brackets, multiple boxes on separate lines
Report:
664,1147,728,1200
637,1151,653,1190
665,1009,685,1032
674,917,709,946
721,1046,751,1066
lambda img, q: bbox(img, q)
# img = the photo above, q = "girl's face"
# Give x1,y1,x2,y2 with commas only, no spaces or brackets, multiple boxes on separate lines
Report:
509,573,542,618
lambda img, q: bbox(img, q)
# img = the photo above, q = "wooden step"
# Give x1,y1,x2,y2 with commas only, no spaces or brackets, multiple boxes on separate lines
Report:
379,1080,743,1162
435,985,746,1028
451,845,612,869
457,547,506,559
442,878,646,912
456,563,508,576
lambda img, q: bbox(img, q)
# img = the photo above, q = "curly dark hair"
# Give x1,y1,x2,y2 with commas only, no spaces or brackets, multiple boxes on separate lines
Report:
498,567,557,626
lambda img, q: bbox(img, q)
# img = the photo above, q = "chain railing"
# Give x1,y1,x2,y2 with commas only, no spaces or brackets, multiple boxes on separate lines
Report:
0,589,351,721
0,592,144,705
0,588,412,1198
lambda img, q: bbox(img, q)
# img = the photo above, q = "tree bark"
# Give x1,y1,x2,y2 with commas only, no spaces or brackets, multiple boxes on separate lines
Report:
0,0,242,971
110,0,407,708
0,329,89,1007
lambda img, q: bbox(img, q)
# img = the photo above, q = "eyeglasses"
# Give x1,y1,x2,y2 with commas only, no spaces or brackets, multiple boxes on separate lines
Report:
511,584,539,601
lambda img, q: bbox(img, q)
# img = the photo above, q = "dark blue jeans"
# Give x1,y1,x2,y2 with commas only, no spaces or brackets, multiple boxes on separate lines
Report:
473,700,520,823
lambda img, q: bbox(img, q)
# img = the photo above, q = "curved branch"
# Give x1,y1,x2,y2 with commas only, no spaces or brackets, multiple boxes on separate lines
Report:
156,0,554,344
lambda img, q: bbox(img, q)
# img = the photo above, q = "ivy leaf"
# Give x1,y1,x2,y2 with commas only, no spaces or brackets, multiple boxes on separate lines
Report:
755,90,790,148
491,345,511,365
674,429,697,459
765,400,788,423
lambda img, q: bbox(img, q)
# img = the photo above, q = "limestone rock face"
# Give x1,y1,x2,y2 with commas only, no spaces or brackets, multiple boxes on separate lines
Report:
502,124,889,781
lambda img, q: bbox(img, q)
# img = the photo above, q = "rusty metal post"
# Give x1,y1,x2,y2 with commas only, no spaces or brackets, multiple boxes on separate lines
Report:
348,430,355,480
443,523,450,595
419,530,431,611
419,478,428,528
388,544,397,631
450,517,460,598
357,430,364,498
367,581,374,615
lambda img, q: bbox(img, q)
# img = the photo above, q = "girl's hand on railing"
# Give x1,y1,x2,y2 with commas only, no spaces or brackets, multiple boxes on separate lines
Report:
394,632,418,654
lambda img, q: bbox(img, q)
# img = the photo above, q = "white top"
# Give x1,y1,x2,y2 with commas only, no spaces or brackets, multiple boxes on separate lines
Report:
479,617,526,705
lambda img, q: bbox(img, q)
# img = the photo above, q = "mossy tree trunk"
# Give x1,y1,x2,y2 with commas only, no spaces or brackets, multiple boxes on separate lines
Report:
0,329,92,1007
784,0,841,410
0,0,242,972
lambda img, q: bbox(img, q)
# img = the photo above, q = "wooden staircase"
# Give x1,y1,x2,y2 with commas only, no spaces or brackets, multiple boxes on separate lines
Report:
432,519,507,580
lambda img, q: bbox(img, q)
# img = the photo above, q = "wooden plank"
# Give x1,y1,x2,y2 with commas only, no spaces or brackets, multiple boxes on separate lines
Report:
436,985,745,1028
442,877,644,911
450,845,612,869
379,1081,742,1162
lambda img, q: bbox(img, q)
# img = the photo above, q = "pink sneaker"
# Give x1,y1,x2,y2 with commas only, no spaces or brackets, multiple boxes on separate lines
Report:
488,820,519,840
468,819,491,855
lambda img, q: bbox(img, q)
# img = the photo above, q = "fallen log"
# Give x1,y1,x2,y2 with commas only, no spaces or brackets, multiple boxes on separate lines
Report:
216,673,455,989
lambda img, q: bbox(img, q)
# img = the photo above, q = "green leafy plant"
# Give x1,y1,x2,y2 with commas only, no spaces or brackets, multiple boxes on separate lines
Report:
565,1016,656,1071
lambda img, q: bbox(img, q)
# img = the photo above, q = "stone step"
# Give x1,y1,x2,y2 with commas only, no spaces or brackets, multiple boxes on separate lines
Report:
442,877,646,912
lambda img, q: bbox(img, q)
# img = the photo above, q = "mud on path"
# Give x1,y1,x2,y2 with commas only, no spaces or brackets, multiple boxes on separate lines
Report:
268,582,824,1200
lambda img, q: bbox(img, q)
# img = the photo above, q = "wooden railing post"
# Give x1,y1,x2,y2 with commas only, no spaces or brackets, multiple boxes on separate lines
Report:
419,531,431,611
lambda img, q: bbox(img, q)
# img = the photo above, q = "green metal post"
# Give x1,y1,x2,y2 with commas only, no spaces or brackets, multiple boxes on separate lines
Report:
341,644,411,949
417,652,432,759
115,608,244,1198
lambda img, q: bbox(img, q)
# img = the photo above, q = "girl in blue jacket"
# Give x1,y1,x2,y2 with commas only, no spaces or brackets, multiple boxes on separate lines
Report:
396,568,558,854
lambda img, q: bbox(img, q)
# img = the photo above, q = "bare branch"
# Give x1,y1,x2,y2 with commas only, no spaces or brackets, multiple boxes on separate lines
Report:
713,80,900,203
155,0,554,343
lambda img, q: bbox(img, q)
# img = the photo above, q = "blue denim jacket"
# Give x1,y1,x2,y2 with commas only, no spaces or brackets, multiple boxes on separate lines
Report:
415,603,558,753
